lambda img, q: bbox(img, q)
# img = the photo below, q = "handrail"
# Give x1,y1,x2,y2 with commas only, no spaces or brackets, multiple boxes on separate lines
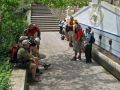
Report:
94,31,120,44
79,23,120,58
79,23,120,37
95,39,120,54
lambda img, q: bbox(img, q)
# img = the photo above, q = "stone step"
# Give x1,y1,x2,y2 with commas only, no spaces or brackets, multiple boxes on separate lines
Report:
32,4,48,8
31,23,59,25
31,10,51,12
31,21,59,24
31,14,56,18
32,11,51,13
31,13,51,16
31,17,59,20
40,27,59,29
35,23,59,27
31,18,59,22
31,16,58,19
31,11,52,14
32,7,50,10
31,22,59,25
40,29,59,32
31,9,50,12
31,4,59,32
31,21,59,23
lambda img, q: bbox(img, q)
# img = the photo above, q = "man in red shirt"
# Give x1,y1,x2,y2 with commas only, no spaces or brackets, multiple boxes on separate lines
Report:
26,24,41,39
72,24,84,61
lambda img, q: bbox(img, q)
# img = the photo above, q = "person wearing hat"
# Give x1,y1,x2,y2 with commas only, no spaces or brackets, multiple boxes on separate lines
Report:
72,21,84,61
67,16,74,47
26,24,41,39
84,27,92,63
17,39,41,82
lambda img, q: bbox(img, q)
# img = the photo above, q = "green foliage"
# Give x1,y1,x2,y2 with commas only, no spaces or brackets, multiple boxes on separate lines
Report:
0,0,29,57
32,0,89,8
0,0,30,90
0,58,13,90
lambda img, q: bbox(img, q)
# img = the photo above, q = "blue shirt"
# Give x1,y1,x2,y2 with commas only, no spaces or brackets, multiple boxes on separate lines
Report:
85,33,92,46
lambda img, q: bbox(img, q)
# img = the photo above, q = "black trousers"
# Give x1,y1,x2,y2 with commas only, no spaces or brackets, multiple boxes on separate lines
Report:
59,26,63,34
85,45,92,62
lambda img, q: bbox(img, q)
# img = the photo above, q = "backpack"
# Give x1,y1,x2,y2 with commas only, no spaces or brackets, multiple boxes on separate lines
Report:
89,34,95,43
10,44,20,63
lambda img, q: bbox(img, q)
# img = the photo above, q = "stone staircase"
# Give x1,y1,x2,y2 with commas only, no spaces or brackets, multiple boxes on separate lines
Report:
31,4,60,32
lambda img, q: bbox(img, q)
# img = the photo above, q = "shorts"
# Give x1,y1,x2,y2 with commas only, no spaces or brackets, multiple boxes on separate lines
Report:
68,31,73,37
16,60,30,69
73,40,82,52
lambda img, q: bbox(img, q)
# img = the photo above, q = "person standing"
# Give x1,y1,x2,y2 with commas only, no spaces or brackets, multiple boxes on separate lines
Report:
71,21,84,61
84,27,93,63
68,16,74,47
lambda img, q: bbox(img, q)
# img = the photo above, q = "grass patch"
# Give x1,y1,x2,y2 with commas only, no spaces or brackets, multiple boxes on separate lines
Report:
0,58,13,90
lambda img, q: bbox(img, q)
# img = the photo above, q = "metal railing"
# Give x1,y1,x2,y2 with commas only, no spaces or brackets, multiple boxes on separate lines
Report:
79,23,120,58
103,0,120,6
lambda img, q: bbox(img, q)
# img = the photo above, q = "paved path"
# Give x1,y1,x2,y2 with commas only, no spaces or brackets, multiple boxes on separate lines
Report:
29,32,120,90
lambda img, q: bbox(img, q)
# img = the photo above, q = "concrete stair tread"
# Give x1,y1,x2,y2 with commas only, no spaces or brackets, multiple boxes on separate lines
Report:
37,24,59,27
31,13,54,16
31,12,52,14
32,20,59,23
31,20,59,22
40,27,59,29
32,23,59,25
31,4,59,32
41,29,59,32
31,19,59,21
31,16,57,18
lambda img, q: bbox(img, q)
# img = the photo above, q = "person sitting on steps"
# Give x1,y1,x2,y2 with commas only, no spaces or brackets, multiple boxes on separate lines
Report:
17,39,41,82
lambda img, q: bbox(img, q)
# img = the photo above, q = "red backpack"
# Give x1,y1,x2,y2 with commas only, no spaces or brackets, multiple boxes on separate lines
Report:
10,44,20,63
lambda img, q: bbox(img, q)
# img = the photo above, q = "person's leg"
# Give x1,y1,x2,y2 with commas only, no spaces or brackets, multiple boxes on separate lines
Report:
30,63,37,79
71,51,77,61
30,62,41,81
86,45,92,63
78,43,82,60
69,35,73,47
89,45,92,62
78,50,81,60
85,46,89,62
59,26,63,34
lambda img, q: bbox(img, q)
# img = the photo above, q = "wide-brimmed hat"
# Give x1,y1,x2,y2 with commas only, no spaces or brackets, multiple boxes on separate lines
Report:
19,36,28,42
34,37,40,45
22,40,30,45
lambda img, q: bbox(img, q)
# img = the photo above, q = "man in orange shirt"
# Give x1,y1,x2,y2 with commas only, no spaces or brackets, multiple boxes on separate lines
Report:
68,17,74,47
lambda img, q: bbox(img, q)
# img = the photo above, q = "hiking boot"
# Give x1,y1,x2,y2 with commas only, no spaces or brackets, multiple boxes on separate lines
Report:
36,68,43,74
77,55,81,60
61,36,65,40
44,64,51,70
69,43,73,47
86,60,92,63
71,57,77,61
32,76,41,82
